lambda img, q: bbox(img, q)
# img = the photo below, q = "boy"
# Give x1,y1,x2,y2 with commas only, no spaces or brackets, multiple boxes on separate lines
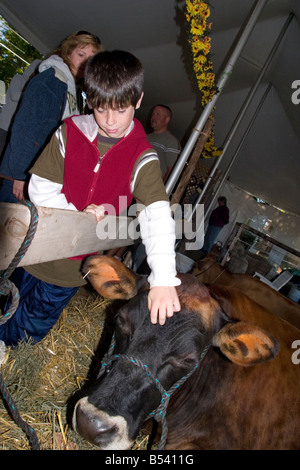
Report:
0,50,181,346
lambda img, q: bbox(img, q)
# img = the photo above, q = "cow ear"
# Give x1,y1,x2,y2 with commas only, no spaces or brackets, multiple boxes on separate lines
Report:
212,322,280,366
82,255,139,300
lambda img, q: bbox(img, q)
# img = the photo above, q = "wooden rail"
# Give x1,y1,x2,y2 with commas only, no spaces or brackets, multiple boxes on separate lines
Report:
0,203,134,270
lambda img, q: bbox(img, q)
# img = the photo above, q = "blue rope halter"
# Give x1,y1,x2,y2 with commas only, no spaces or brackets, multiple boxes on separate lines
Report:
98,337,210,450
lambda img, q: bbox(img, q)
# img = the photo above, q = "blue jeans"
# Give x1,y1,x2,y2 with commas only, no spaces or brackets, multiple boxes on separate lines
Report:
0,268,78,346
0,178,19,203
202,225,222,255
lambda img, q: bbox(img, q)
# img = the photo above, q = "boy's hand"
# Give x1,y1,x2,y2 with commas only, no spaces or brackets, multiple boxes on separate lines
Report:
83,204,105,222
12,179,26,200
148,286,181,325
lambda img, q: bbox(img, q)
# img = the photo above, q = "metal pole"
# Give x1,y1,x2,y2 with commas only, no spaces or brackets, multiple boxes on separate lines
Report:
165,0,268,196
214,82,272,200
200,12,294,219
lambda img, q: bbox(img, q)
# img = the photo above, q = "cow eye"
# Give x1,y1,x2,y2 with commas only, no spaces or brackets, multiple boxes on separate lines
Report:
171,351,198,369
116,310,133,337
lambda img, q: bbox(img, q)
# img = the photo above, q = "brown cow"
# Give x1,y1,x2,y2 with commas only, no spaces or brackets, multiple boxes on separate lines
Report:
72,256,300,450
193,254,300,329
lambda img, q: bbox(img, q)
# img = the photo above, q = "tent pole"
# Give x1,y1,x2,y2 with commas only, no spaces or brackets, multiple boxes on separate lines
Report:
212,82,272,199
165,0,268,197
198,12,294,220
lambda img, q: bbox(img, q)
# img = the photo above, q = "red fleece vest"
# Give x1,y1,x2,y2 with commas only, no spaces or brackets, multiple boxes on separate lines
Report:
62,117,152,214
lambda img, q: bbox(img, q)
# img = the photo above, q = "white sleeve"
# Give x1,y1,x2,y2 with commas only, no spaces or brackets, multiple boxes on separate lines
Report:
138,200,181,288
28,174,77,211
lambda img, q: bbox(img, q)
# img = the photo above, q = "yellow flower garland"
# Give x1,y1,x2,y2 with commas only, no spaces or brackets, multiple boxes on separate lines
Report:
185,0,222,158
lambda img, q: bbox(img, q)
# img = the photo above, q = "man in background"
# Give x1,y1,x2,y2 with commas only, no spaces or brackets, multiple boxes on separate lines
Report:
147,104,181,182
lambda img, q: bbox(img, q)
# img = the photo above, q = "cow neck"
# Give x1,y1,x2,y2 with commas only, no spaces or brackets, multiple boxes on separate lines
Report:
98,335,210,450
195,259,227,284
194,259,218,276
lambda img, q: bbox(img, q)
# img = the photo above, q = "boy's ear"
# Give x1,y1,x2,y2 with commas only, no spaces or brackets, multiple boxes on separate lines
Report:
135,92,144,110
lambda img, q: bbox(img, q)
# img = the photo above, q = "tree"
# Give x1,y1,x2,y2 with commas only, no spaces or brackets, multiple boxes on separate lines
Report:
0,15,44,88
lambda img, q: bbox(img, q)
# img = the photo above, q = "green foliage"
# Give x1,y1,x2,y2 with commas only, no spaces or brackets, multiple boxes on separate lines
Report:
0,15,44,88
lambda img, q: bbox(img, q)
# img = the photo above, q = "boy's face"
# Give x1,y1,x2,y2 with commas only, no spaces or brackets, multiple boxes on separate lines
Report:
94,94,143,139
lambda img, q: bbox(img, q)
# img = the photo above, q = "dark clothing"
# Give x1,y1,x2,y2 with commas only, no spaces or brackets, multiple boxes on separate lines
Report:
0,268,78,346
0,68,67,182
202,204,229,255
208,205,229,227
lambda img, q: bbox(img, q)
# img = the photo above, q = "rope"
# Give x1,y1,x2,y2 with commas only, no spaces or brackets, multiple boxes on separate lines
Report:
0,374,40,450
98,335,210,450
147,344,210,450
0,200,40,450
0,200,39,279
0,200,39,322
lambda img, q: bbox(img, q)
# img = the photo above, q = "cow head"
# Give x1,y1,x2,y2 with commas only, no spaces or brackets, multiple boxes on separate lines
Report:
73,256,279,450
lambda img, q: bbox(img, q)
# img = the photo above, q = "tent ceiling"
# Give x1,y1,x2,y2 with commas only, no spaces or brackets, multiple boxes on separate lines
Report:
1,0,299,215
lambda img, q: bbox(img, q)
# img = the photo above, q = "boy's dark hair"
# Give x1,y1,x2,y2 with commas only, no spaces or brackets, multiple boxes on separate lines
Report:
84,50,144,109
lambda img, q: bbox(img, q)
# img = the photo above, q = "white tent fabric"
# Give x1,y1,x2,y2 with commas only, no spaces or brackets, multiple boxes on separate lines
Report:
213,181,300,253
0,0,299,216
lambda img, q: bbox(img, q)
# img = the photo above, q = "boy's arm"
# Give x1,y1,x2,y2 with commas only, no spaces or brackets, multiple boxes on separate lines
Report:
132,156,181,324
138,201,181,325
28,125,104,220
29,174,77,210
138,200,180,288
28,126,76,209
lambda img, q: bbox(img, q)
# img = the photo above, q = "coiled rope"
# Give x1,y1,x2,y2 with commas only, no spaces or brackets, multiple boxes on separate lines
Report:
0,200,40,450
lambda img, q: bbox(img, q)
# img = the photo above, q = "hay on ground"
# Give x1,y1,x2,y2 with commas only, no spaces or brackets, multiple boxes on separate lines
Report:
0,286,151,450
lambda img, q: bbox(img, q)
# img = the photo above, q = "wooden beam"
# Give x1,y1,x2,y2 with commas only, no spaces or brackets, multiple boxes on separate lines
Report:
0,203,134,270
170,117,214,206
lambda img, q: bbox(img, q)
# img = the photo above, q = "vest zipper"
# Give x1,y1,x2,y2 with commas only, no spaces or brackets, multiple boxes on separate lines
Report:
93,155,104,173
88,147,108,205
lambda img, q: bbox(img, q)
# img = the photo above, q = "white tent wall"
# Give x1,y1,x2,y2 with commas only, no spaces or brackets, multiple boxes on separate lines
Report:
211,83,300,215
198,11,300,217
212,180,300,254
228,87,299,209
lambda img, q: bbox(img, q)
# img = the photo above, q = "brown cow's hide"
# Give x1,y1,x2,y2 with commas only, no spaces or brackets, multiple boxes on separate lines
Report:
193,255,300,330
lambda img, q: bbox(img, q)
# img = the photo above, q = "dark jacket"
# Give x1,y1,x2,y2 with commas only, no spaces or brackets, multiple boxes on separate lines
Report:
209,205,229,227
0,68,67,180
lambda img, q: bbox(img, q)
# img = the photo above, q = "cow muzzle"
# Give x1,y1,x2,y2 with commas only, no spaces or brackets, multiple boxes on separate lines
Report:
72,397,133,450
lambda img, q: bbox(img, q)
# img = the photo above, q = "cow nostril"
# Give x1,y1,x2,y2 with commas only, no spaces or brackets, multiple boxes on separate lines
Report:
74,400,118,446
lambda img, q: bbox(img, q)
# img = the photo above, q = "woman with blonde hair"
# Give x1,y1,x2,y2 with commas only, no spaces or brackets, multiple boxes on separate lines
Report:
0,30,103,202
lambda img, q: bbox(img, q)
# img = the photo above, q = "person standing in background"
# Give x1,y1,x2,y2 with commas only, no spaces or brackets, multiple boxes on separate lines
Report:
0,59,41,159
147,104,181,182
0,30,103,202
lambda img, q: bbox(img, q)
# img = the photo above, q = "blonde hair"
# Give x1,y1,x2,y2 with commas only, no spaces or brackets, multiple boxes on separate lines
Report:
52,31,103,70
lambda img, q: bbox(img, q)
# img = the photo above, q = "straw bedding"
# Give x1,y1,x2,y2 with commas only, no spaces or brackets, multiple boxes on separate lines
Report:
0,286,150,450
